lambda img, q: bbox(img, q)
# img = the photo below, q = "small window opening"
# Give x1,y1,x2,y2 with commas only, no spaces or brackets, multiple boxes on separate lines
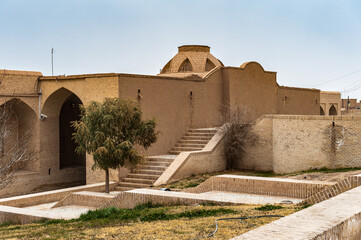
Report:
137,89,143,100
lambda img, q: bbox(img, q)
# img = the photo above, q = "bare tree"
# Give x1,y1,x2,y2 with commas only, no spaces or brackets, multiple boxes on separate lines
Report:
221,105,257,169
0,101,36,189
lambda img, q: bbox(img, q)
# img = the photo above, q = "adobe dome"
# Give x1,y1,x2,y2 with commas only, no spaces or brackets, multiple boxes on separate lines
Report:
159,45,224,74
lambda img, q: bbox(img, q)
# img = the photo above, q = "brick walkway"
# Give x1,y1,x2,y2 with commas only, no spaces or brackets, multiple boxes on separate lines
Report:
232,186,361,239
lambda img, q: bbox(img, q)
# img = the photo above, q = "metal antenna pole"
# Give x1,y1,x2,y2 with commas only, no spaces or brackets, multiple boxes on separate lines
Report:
51,48,54,76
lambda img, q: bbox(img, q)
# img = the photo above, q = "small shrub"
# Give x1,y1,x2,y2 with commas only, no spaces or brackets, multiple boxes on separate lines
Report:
299,203,311,209
140,210,169,222
185,183,199,188
255,204,283,211
221,105,257,169
133,201,163,210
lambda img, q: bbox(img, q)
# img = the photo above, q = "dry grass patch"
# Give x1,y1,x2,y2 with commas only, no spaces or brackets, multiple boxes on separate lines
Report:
0,204,300,239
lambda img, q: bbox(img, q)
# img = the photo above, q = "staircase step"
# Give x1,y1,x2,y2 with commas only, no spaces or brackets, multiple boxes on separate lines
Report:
189,128,218,133
114,186,135,191
117,182,150,188
132,169,164,175
178,139,209,144
136,165,168,171
123,178,155,184
127,173,160,180
182,136,213,140
147,158,174,163
147,155,177,161
143,161,172,167
171,147,203,151
175,143,206,148
169,150,201,155
185,132,215,137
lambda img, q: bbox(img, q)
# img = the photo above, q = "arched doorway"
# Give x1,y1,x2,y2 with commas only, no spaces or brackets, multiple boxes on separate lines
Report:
41,88,86,185
320,106,325,115
329,105,337,115
59,94,85,169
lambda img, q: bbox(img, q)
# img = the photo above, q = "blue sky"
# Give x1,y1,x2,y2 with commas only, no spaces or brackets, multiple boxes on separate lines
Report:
1,0,361,98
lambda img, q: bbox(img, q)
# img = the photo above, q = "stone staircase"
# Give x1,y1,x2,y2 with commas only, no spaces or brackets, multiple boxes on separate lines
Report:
114,128,218,191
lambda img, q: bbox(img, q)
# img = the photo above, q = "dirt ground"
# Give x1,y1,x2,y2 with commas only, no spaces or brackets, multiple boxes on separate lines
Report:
283,170,361,183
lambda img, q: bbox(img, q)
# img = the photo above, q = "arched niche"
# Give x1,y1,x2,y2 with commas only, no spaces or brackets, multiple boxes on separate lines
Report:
329,105,337,115
205,58,216,71
320,106,325,115
178,58,193,72
0,98,38,171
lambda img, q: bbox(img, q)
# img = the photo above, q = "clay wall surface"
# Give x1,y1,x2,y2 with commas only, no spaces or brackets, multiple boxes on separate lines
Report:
0,167,85,198
0,70,42,171
241,115,361,174
223,64,277,120
342,108,361,115
0,70,41,96
223,64,319,120
341,98,357,109
320,91,341,115
38,75,119,185
235,117,274,171
277,86,320,115
118,72,223,156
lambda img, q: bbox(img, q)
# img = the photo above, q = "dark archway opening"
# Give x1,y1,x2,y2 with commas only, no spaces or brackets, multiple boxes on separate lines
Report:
59,94,85,169
329,105,337,116
320,106,325,115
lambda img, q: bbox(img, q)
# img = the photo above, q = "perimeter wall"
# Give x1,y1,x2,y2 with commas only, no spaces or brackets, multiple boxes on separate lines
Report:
238,115,361,174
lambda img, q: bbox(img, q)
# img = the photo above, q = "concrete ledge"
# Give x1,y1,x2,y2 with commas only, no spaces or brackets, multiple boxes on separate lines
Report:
100,188,302,209
262,114,361,121
53,191,116,208
232,186,361,239
0,182,116,207
0,205,59,224
186,175,334,199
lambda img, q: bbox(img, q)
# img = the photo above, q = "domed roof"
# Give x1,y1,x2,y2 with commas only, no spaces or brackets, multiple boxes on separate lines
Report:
159,45,224,75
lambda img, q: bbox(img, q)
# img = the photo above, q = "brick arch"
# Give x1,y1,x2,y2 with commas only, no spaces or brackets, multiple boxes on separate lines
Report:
178,58,193,72
0,98,38,171
40,87,86,181
42,87,84,118
205,58,216,71
320,106,325,115
240,61,265,72
329,105,337,116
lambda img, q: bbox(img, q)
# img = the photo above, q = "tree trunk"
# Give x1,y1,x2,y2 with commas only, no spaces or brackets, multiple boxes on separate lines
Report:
105,168,110,193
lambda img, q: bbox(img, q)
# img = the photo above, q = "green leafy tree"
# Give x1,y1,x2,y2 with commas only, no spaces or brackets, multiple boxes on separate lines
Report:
72,98,157,193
